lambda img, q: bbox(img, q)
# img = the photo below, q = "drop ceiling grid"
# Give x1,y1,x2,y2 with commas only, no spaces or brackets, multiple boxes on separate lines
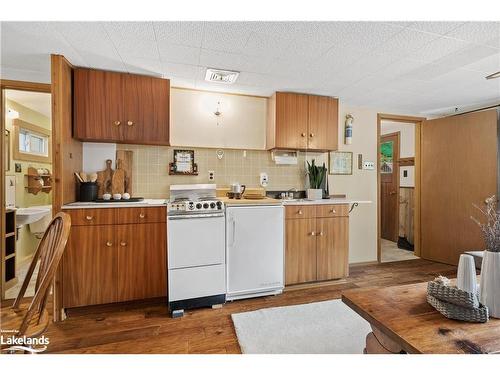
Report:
0,21,499,115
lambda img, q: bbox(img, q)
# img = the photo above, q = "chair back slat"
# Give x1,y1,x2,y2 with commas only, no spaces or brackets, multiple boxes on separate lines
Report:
13,212,71,336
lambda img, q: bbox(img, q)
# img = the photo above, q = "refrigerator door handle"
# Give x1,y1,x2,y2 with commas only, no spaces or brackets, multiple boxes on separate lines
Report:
231,218,236,247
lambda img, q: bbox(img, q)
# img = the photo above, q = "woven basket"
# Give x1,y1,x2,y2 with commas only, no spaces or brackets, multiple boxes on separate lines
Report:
427,295,489,323
427,281,479,308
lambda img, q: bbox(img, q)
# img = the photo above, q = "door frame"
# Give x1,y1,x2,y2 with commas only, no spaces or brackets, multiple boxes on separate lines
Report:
380,131,401,243
377,113,425,263
1,79,51,300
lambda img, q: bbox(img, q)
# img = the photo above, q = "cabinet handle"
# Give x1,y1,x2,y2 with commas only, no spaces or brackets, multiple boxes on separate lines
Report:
310,133,315,138
127,120,134,126
85,215,93,221
114,120,121,126
318,231,324,236
139,213,145,219
297,210,303,215
301,133,306,137
106,241,113,247
330,209,336,214
310,231,316,236
120,241,127,247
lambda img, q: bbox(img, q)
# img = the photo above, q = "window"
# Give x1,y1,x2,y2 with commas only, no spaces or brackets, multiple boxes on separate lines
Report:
13,119,51,163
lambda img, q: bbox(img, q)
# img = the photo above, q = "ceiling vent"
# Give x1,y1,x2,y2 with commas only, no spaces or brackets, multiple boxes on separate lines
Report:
205,68,239,84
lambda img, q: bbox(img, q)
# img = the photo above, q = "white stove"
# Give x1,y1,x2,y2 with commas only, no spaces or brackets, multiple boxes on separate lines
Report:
167,184,226,317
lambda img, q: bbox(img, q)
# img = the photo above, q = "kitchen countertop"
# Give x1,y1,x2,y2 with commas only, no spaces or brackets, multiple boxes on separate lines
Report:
61,199,167,209
282,198,372,206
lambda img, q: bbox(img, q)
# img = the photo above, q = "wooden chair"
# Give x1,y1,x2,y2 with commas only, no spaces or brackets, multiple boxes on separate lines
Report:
1,212,71,353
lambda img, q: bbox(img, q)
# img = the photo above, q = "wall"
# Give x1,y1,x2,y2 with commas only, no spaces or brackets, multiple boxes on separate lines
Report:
4,98,52,262
170,88,267,150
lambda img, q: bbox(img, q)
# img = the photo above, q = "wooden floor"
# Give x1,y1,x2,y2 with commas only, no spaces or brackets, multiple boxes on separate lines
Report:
2,259,457,354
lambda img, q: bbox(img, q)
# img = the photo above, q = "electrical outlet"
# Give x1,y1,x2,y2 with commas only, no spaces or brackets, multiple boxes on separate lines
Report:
208,170,215,181
363,161,375,170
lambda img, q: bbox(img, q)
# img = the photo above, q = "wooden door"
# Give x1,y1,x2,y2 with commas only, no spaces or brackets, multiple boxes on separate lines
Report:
308,95,338,151
73,68,123,142
275,92,309,149
62,225,117,308
123,74,170,145
316,217,349,280
380,132,400,242
285,218,317,285
421,109,497,265
116,223,167,301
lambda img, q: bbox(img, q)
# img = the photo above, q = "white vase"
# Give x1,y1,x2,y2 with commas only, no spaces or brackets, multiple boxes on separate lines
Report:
306,188,323,200
457,254,478,295
480,250,500,318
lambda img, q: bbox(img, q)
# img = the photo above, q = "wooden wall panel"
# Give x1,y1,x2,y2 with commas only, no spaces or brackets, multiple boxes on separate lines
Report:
421,109,497,265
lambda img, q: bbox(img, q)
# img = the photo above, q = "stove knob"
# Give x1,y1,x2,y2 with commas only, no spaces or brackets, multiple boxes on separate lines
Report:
203,203,209,209
210,202,216,209
188,202,194,210
216,201,222,209
196,203,202,209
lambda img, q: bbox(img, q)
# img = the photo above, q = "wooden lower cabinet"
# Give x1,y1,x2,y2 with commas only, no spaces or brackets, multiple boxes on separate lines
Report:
62,207,167,308
285,205,349,285
62,225,117,308
316,217,349,281
116,223,166,301
285,219,317,284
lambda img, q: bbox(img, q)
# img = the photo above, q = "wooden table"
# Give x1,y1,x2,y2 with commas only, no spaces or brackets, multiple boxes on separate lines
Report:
342,282,500,354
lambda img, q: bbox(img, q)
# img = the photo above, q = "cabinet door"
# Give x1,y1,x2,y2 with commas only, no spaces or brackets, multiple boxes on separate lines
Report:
308,95,338,151
275,92,309,149
73,68,124,141
62,225,117,308
123,74,170,145
316,217,349,280
116,223,167,301
285,218,317,285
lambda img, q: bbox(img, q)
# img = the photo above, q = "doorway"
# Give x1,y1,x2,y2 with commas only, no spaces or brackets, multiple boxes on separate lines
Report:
377,114,424,263
1,80,52,301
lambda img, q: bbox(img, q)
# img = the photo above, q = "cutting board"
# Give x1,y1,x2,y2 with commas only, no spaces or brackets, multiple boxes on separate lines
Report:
116,150,133,195
112,159,126,195
96,159,114,198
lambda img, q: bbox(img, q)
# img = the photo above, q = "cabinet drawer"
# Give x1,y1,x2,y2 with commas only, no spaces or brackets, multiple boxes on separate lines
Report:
315,204,349,218
285,205,316,219
115,207,166,224
65,208,116,226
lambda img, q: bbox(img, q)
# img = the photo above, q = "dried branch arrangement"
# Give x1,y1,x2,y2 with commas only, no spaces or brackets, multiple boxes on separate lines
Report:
471,195,500,253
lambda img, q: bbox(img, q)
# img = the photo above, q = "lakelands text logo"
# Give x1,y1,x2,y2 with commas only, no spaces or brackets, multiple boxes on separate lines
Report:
1,329,49,353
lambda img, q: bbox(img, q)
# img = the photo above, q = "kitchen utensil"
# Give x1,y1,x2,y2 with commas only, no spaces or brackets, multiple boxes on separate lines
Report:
230,183,246,195
113,193,122,200
79,182,98,202
74,172,84,183
96,159,114,198
112,159,125,195
102,193,111,200
79,171,88,182
89,172,98,183
457,254,478,294
116,150,133,195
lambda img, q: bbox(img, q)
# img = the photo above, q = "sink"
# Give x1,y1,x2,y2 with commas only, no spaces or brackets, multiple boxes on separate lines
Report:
15,206,51,227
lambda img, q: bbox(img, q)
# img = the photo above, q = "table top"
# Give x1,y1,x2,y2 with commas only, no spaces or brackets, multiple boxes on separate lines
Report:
342,281,500,354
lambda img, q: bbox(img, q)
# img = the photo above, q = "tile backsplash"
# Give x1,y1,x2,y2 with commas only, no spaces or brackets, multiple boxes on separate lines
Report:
113,144,325,198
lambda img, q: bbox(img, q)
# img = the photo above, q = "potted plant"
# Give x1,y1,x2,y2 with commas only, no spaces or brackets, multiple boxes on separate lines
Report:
471,195,500,318
306,159,326,200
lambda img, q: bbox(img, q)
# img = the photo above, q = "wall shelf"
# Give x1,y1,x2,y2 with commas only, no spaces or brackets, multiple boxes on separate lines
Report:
25,166,52,195
2,209,17,299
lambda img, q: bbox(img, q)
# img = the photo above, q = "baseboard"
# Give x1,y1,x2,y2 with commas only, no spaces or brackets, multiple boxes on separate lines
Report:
349,260,379,267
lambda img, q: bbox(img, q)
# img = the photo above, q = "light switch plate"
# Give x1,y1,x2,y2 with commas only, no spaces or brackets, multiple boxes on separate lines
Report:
363,161,375,170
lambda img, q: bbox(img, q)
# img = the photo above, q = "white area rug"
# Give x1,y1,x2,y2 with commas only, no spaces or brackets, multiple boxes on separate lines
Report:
231,299,371,354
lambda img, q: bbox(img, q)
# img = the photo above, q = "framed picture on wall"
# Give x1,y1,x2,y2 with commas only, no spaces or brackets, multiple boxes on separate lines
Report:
329,151,353,175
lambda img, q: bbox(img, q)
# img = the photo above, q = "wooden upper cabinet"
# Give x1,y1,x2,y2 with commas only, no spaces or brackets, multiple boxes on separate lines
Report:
267,92,338,151
73,68,170,145
308,95,338,151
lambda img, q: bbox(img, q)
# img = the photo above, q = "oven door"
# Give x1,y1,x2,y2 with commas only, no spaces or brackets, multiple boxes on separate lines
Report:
167,214,225,269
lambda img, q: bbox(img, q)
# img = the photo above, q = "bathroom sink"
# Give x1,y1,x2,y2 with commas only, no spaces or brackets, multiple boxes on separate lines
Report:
16,206,51,227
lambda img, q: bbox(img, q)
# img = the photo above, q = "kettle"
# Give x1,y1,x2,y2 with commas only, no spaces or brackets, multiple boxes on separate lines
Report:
230,183,246,195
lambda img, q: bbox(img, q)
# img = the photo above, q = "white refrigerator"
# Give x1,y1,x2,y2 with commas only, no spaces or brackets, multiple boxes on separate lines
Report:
226,205,284,300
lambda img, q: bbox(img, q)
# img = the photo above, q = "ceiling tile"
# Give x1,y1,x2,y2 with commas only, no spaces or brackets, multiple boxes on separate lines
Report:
446,22,500,49
409,36,469,63
375,29,440,57
153,22,205,47
407,22,467,36
162,62,199,80
202,22,256,53
463,53,500,73
157,42,200,65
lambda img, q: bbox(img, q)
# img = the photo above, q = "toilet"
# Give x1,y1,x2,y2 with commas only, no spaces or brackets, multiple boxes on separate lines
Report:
29,205,53,239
